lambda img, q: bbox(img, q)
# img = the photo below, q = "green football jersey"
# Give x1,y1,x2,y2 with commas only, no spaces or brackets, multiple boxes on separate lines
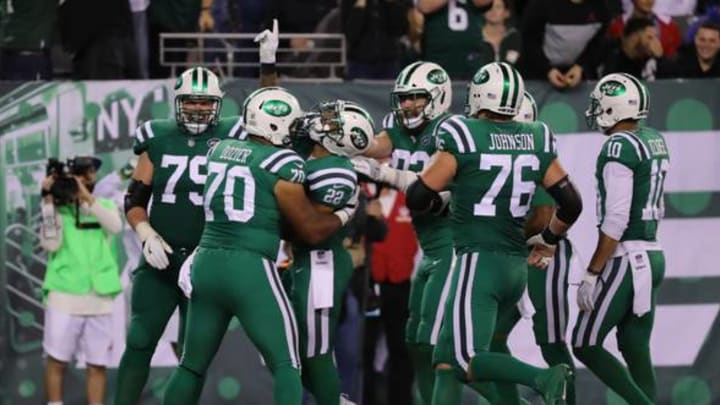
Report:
422,0,490,79
385,113,452,252
596,127,670,242
435,115,557,255
293,155,357,253
200,139,306,258
133,116,245,248
530,187,555,208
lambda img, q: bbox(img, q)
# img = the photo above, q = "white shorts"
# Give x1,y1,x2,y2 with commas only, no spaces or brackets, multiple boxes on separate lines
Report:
43,306,113,367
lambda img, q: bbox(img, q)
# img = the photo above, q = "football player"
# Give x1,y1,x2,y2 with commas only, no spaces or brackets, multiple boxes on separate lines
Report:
572,73,669,405
407,62,582,404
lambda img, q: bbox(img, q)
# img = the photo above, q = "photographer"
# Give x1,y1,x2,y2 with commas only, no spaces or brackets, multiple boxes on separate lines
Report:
39,156,123,405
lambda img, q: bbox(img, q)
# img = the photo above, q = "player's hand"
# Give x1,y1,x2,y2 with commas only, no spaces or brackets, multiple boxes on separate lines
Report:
526,233,556,269
136,222,174,270
334,187,360,226
577,271,601,312
351,156,383,182
178,248,197,298
254,18,279,64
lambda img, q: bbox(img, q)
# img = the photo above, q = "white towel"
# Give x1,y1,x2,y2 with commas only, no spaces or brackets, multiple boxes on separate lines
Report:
178,248,197,298
628,249,652,316
310,250,334,309
516,286,535,319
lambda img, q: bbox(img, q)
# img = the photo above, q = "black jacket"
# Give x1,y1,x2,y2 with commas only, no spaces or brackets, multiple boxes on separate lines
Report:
341,0,410,63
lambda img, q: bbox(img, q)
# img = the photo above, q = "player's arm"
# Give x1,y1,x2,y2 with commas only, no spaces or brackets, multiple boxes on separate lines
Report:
256,19,279,87
588,161,633,274
363,131,394,159
416,0,449,14
275,180,352,245
124,151,153,228
524,205,554,239
540,159,583,238
124,151,174,269
406,151,456,215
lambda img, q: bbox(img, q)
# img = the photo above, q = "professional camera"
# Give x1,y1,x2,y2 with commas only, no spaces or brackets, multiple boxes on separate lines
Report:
46,158,78,206
45,156,102,206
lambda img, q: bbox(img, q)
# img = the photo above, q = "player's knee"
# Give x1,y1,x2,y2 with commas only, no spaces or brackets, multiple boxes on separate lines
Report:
125,322,158,352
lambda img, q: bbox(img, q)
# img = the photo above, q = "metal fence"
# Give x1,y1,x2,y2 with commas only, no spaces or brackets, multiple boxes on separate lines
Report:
159,33,347,82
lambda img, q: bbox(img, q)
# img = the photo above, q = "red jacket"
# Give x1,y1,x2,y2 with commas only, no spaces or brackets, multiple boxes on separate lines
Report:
608,12,682,58
371,190,418,284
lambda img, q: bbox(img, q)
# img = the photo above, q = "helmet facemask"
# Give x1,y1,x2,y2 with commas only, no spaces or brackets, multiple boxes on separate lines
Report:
584,93,603,130
175,94,222,135
391,90,432,130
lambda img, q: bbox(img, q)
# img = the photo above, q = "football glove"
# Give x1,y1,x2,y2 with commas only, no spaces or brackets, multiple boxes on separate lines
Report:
577,271,601,312
136,221,174,270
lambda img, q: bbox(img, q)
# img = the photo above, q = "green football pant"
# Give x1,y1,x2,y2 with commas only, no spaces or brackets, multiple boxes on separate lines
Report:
486,238,576,404
114,249,190,405
286,249,354,405
162,248,301,405
572,250,665,405
434,250,536,374
406,245,454,405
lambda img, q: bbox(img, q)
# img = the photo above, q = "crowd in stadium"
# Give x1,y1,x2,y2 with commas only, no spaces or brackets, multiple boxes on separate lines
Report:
1,0,719,82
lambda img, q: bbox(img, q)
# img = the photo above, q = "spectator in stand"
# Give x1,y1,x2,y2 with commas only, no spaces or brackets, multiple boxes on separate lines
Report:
266,0,337,58
477,0,522,67
416,0,494,79
621,0,698,18
59,0,139,79
520,0,609,89
604,17,668,80
0,0,57,80
342,0,411,79
145,0,207,78
129,0,150,79
608,0,682,58
398,7,425,66
363,187,417,405
685,2,720,44
664,20,720,77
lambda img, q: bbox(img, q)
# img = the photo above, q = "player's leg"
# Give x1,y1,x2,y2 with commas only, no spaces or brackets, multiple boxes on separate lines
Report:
571,256,653,405
237,257,302,405
292,252,354,405
528,238,576,404
479,305,522,405
409,248,454,405
162,248,234,405
115,262,184,405
463,251,570,404
615,250,665,402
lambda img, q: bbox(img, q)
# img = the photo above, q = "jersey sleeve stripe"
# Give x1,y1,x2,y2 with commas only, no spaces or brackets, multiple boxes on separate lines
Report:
260,150,297,170
307,172,357,188
542,123,556,153
308,177,356,191
144,121,155,139
612,132,647,160
440,121,467,154
228,118,244,138
268,155,304,173
383,113,394,130
306,168,357,182
448,116,477,153
135,125,146,143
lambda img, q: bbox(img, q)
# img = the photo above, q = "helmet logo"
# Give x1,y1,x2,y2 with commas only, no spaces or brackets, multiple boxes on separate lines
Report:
472,69,490,85
262,100,292,117
600,80,626,97
349,126,369,149
174,76,183,90
427,69,448,85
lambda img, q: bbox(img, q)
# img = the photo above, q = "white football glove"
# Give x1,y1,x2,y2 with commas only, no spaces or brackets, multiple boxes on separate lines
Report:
136,221,174,270
178,248,198,298
351,156,385,182
254,18,279,64
334,187,360,226
577,271,601,312
526,232,557,269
